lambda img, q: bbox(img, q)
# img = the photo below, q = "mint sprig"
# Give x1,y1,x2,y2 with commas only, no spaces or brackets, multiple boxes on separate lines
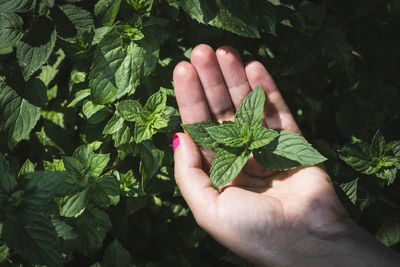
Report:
182,85,327,188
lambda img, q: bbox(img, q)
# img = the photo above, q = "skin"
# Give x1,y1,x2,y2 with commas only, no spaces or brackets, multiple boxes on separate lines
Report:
172,44,400,266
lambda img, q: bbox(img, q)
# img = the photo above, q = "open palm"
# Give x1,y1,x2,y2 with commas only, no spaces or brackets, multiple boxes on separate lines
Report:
173,45,349,265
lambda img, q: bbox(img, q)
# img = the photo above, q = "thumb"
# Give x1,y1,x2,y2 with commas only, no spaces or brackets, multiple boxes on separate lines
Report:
173,132,218,227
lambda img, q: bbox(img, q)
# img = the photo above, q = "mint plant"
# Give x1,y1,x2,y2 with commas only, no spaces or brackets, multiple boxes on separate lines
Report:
0,0,399,265
183,86,327,188
339,130,400,185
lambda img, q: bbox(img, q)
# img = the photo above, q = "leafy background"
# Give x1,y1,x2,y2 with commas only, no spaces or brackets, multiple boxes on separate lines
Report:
0,0,399,266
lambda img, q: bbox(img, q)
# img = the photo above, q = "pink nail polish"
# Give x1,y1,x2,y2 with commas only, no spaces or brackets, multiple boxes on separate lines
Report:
172,134,180,151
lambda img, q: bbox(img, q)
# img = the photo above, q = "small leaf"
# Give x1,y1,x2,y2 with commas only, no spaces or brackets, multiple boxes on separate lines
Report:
60,188,89,217
90,175,120,208
339,178,358,205
3,212,63,266
103,113,124,135
339,143,377,174
103,239,133,267
210,148,250,188
376,212,400,247
53,4,94,42
0,13,23,49
89,27,159,104
0,82,40,142
0,153,17,196
134,117,155,143
94,0,122,26
249,127,278,150
112,121,134,147
51,219,77,241
182,121,218,149
375,167,397,185
63,156,83,178
235,85,265,129
140,141,164,188
206,123,245,147
18,159,36,176
144,91,167,114
370,130,385,159
0,244,9,263
0,0,31,13
24,171,67,208
24,78,48,108
74,208,112,257
322,27,350,65
116,99,142,122
388,141,400,157
16,17,56,80
254,131,327,170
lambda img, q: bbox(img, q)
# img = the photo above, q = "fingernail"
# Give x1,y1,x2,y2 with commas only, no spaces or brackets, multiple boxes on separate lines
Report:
172,134,180,151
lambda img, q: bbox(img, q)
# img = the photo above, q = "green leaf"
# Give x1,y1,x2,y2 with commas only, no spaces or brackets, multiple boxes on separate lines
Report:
144,91,167,113
0,244,9,263
82,100,109,124
322,27,350,65
339,143,378,174
63,156,83,178
0,13,23,49
210,148,250,188
249,127,278,150
376,212,400,247
51,218,78,241
134,117,155,143
116,99,142,122
206,123,245,147
179,0,218,24
254,131,327,170
87,153,110,177
211,0,259,38
339,178,358,205
18,158,36,176
43,159,65,171
235,85,265,129
140,141,164,188
90,175,120,208
0,0,31,13
182,121,218,149
23,171,66,208
60,188,89,217
94,0,122,26
103,239,134,267
16,16,56,80
370,130,385,159
0,81,40,142
252,0,276,35
53,4,94,42
3,212,63,266
388,141,400,157
375,167,397,185
112,121,135,147
24,78,48,108
161,106,181,131
0,153,17,194
103,113,124,135
181,0,260,38
72,145,110,177
74,208,112,257
89,27,159,104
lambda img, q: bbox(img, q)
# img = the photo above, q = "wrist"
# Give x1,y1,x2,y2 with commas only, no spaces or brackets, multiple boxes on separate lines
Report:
279,218,400,267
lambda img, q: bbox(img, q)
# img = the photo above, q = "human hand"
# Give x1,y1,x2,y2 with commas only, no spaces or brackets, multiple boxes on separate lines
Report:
172,45,399,266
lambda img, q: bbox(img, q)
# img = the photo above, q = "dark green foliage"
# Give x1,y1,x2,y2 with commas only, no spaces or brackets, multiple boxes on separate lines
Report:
0,0,399,265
